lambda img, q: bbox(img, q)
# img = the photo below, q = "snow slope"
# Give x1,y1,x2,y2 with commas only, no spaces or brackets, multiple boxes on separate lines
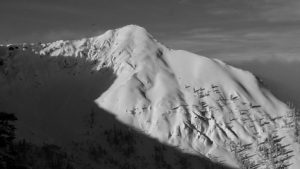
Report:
0,25,299,169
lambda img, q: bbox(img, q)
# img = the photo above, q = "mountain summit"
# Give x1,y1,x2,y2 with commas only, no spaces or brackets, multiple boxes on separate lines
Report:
0,25,299,169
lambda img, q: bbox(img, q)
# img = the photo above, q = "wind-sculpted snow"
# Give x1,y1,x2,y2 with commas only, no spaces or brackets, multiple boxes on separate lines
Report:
0,25,299,169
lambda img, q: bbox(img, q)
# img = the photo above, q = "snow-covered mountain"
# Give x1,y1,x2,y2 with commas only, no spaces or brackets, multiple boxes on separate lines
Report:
0,25,299,169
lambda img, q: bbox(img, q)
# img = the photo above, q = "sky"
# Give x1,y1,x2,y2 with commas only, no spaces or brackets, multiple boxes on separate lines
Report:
0,0,300,105
1,0,300,61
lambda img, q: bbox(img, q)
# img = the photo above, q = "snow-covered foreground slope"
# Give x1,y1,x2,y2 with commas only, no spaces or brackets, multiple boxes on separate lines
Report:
1,25,299,169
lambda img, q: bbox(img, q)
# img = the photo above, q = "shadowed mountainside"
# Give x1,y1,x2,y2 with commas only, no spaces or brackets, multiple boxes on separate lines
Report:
0,45,234,169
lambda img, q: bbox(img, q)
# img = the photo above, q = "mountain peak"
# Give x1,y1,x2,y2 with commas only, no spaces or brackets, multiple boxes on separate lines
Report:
31,24,165,74
92,24,152,44
115,24,150,36
1,25,298,169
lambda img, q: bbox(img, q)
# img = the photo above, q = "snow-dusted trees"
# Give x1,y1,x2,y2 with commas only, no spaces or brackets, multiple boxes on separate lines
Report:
0,112,75,169
104,125,137,157
229,141,259,169
0,111,17,169
13,140,75,169
286,106,300,143
257,133,293,169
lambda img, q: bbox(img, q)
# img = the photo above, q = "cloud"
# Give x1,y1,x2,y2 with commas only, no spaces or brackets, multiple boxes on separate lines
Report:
259,0,300,22
178,0,191,4
161,27,300,62
1,0,300,61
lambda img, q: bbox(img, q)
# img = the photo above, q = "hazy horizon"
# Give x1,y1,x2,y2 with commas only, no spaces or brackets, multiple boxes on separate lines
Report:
1,0,300,62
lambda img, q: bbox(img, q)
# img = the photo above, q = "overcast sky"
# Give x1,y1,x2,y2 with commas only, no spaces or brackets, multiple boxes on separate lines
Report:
1,0,300,61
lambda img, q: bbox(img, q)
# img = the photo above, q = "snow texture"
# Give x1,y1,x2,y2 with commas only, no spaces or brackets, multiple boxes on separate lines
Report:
0,25,299,169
